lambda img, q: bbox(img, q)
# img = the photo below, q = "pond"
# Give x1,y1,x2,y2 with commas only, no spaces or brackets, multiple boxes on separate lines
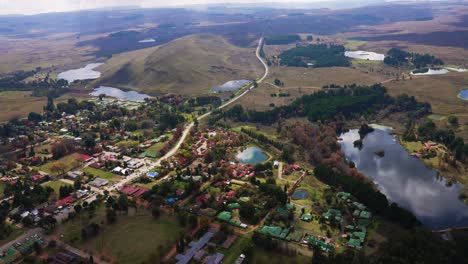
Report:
58,63,104,83
236,146,268,165
340,128,468,230
428,114,445,120
212,80,251,92
411,68,449,76
446,67,468,73
90,86,150,102
139,38,156,43
291,189,309,200
458,89,468,100
344,51,385,61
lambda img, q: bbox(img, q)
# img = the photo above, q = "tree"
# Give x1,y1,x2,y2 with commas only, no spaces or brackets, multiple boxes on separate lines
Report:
82,132,96,150
448,116,459,127
74,204,82,214
33,241,42,255
50,162,67,176
152,207,160,219
28,112,42,122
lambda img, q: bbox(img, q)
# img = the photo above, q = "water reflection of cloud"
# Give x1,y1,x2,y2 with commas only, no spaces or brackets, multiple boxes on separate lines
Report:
340,129,468,229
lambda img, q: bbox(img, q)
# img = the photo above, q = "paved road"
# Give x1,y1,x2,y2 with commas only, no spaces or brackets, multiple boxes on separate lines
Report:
0,228,43,253
106,37,269,188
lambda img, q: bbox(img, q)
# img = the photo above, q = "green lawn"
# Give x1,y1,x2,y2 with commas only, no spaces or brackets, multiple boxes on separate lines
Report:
0,225,24,247
60,209,182,264
38,153,80,175
82,167,121,182
146,134,173,154
0,182,5,200
250,248,311,264
43,180,72,193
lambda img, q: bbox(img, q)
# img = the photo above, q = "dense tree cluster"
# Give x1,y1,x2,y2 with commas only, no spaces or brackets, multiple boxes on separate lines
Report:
384,48,444,69
279,44,350,67
265,35,301,45
224,84,391,124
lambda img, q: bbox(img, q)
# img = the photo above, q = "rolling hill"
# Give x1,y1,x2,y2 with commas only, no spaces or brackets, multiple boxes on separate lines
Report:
95,34,263,96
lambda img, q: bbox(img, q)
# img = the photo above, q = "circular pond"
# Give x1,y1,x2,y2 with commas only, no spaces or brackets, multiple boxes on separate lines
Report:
291,189,309,200
236,146,268,165
458,89,468,100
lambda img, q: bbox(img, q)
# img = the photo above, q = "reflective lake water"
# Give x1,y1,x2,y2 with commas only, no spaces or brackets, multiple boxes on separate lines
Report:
236,146,268,165
411,68,449,76
58,63,103,83
291,189,309,200
212,80,251,92
340,128,468,230
90,86,150,101
458,89,468,100
345,51,385,61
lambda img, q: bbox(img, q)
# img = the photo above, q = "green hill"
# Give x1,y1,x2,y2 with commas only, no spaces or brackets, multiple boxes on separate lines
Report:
95,34,262,96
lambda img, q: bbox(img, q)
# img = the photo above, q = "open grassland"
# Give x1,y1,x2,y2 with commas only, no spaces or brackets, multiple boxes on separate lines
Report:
234,66,387,111
385,73,468,139
59,208,182,264
42,180,72,193
250,248,311,264
0,182,5,200
0,91,89,122
0,33,99,74
0,91,47,122
82,167,121,183
38,153,81,175
95,34,262,96
0,225,24,247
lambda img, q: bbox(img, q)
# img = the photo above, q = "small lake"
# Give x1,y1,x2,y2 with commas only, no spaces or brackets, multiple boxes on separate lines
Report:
212,80,251,92
139,38,156,43
236,146,268,165
90,86,150,102
345,51,385,61
458,89,468,100
446,67,468,73
340,128,468,230
411,68,449,76
291,189,309,200
58,63,103,83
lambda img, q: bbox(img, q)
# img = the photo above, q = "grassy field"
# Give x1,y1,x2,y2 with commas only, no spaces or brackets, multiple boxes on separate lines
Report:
59,208,182,264
0,182,5,200
0,91,89,122
0,225,24,247
43,180,72,193
39,153,81,175
385,73,468,141
82,167,121,182
0,34,98,74
95,34,263,96
249,248,311,264
0,91,47,122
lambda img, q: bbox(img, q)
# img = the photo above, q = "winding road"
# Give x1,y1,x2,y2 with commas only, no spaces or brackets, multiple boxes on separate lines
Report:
108,37,269,189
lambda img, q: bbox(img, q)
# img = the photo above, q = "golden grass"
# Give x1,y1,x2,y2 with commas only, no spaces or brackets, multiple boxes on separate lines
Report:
95,34,263,96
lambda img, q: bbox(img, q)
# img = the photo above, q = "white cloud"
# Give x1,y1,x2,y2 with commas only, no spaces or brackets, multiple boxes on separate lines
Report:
0,0,326,15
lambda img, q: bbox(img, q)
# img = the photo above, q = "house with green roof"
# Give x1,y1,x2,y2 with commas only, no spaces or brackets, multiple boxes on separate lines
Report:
259,225,289,240
307,236,334,252
301,213,312,222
